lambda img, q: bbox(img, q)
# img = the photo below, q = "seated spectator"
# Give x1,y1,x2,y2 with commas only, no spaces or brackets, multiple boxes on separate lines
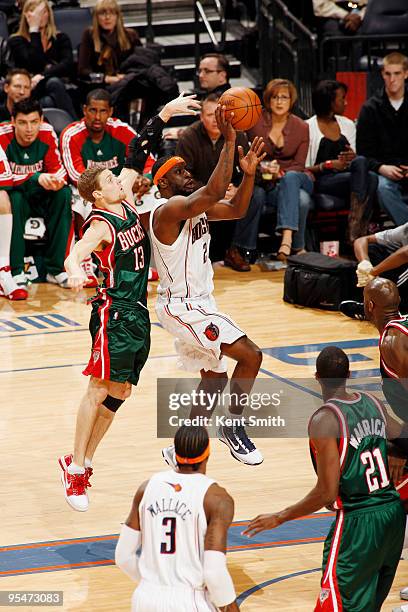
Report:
357,52,408,227
176,93,261,271
0,98,73,288
0,144,28,300
196,53,231,98
307,80,378,242
7,0,76,118
60,88,153,191
78,0,140,84
248,78,313,261
0,69,31,122
313,0,367,37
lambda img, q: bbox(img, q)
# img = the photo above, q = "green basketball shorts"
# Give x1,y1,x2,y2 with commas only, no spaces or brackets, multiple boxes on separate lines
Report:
83,299,151,386
315,500,405,612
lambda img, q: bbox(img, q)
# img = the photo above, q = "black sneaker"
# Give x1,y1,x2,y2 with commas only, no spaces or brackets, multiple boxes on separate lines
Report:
218,424,263,465
339,300,365,321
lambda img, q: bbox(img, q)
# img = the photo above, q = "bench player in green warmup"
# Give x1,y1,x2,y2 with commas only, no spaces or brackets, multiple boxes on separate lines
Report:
244,346,405,612
59,165,150,511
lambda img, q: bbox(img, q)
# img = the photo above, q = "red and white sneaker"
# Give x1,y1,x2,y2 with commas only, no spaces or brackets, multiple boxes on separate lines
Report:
148,267,158,281
59,453,93,487
60,469,89,511
81,256,99,288
0,266,28,300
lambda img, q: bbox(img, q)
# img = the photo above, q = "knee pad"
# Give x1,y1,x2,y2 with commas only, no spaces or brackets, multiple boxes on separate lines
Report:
102,394,125,413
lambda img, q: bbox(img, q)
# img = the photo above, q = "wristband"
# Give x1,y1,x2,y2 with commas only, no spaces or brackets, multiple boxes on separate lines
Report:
324,160,334,170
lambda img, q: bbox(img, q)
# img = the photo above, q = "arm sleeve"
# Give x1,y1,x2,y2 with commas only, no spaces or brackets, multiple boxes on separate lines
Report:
115,524,141,582
44,33,74,78
8,34,45,73
203,550,236,607
290,125,309,172
356,106,382,172
60,128,86,186
375,224,408,249
312,0,348,19
175,132,197,176
77,29,94,79
0,145,13,188
43,127,67,182
124,114,166,171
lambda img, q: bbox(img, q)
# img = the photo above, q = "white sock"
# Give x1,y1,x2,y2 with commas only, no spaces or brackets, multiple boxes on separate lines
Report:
67,461,85,475
84,457,92,468
0,214,12,268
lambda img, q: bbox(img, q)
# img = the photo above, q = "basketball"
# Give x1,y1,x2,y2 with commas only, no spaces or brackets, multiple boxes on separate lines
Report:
218,87,262,131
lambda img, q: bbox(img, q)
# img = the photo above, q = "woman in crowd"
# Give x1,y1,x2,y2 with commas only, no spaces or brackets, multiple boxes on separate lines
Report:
306,80,378,242
78,0,141,84
8,0,76,118
248,78,313,260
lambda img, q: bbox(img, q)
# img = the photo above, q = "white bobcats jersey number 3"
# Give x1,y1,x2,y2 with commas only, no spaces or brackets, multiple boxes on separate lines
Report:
138,470,214,590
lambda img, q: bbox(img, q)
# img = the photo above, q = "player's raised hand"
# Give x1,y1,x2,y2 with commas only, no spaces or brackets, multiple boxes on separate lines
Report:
160,92,201,121
216,104,236,143
238,136,266,175
242,513,282,537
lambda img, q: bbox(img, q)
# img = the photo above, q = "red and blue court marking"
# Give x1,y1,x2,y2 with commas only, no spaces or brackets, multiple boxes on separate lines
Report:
0,513,334,577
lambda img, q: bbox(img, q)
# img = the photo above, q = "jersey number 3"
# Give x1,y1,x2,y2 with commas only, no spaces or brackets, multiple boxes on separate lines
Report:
360,448,390,493
160,516,176,554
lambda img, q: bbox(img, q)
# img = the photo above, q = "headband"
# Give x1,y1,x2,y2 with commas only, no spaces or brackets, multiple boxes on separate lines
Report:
153,156,185,185
175,442,210,465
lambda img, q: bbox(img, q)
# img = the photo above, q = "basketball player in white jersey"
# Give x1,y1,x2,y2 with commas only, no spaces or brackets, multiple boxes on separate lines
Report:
149,107,266,466
115,425,239,611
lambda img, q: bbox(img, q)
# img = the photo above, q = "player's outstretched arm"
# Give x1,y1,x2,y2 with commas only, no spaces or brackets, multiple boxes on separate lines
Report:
156,106,237,225
243,408,340,538
207,136,266,221
203,485,239,611
124,93,201,171
64,221,111,291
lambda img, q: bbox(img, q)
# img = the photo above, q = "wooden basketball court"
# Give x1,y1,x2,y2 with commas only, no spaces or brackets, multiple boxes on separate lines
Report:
1,266,407,610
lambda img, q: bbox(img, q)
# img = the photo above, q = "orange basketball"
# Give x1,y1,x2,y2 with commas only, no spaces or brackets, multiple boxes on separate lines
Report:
218,87,262,131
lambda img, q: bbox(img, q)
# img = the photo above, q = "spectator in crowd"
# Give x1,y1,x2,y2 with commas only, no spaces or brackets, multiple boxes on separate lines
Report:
340,222,408,320
0,145,28,300
60,88,153,189
60,88,154,287
307,80,378,242
248,78,313,260
176,93,260,271
78,0,141,84
357,52,408,227
0,98,73,288
8,0,76,118
0,69,31,122
313,0,367,37
196,53,231,98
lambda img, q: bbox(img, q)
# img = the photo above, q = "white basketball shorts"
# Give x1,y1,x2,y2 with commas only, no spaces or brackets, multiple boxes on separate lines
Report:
156,295,245,373
131,582,216,611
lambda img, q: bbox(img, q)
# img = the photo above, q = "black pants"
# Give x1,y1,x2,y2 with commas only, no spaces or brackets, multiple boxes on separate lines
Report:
34,76,77,119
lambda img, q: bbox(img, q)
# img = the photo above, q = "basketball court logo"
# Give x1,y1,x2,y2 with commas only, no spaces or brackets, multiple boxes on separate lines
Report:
204,323,219,341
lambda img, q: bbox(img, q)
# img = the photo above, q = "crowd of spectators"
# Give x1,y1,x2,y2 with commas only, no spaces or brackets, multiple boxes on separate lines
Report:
1,0,408,303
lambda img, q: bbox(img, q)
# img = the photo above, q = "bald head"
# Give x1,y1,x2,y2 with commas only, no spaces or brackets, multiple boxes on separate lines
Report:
364,277,400,309
364,277,400,327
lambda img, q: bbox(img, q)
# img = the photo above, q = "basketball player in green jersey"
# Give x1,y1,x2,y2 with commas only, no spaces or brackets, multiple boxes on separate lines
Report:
59,165,150,511
244,346,405,612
